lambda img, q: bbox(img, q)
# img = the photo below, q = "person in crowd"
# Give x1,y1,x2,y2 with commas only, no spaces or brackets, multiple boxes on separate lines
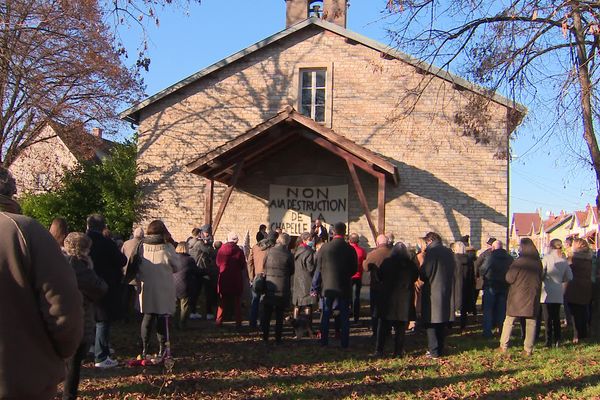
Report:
541,238,572,348
564,236,574,261
256,224,268,243
373,242,419,357
0,167,83,400
420,232,456,358
121,227,145,318
247,231,277,328
49,217,69,251
173,241,202,329
474,237,496,305
136,220,177,361
386,232,395,247
311,218,329,244
364,234,393,336
87,214,127,368
187,227,201,248
349,232,366,323
190,226,216,320
62,233,107,400
262,233,294,343
316,222,357,348
452,241,476,331
499,238,543,356
216,232,246,328
122,227,145,262
409,237,428,333
480,240,513,338
565,238,593,343
292,232,317,335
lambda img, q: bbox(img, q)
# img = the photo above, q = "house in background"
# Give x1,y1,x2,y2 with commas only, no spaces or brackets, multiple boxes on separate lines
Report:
510,212,542,251
510,206,600,253
8,123,114,195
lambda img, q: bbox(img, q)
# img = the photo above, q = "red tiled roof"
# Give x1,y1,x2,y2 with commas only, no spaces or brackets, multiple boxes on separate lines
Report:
49,122,114,163
543,213,572,233
512,213,542,236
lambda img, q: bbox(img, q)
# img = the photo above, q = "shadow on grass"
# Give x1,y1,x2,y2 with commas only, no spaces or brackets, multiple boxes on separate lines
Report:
479,373,600,400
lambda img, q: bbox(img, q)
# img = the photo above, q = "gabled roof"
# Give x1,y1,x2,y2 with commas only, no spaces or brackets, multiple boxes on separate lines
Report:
512,213,542,236
49,122,115,163
186,106,399,185
120,17,527,124
543,213,573,233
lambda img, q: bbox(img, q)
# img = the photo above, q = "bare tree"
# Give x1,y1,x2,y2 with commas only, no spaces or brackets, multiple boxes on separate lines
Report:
385,0,600,203
0,0,201,167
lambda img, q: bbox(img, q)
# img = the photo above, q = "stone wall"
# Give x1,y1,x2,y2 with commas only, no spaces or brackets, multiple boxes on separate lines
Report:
135,26,511,249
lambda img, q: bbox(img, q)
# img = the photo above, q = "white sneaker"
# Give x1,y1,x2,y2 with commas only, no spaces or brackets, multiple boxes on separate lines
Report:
94,357,118,368
206,313,214,320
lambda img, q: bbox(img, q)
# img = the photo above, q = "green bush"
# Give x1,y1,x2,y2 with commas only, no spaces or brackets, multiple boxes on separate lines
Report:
20,140,142,238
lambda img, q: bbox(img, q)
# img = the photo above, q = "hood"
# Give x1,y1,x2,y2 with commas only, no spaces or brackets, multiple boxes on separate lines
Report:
0,194,21,214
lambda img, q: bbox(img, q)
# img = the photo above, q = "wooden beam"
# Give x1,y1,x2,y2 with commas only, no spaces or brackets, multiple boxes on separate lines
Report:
213,161,244,236
347,160,378,242
204,178,214,226
377,173,386,235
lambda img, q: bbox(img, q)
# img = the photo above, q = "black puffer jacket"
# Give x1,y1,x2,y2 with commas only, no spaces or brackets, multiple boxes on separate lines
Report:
292,244,316,307
480,249,513,292
172,253,202,299
263,244,294,305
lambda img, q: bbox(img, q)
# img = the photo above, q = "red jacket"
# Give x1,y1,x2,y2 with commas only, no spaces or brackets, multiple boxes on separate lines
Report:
350,242,366,281
216,242,246,296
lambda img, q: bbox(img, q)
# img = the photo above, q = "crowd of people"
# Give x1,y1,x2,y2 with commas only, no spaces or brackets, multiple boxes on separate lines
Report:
1,165,600,400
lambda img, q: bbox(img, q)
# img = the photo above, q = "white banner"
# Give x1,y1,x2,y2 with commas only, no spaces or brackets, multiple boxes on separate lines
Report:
268,184,348,235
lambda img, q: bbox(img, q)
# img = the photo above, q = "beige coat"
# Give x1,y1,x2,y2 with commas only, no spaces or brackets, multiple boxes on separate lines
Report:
137,243,177,315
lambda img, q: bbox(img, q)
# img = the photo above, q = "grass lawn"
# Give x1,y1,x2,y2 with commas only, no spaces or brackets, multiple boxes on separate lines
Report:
64,315,600,399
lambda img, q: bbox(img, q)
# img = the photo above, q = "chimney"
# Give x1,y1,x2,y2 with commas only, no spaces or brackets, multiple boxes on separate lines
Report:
323,0,348,28
285,0,348,28
92,127,102,139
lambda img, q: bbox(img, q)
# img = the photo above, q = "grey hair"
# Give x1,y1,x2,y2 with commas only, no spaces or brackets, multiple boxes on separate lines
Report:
0,167,16,197
300,231,311,241
64,232,92,258
276,232,290,246
349,233,359,244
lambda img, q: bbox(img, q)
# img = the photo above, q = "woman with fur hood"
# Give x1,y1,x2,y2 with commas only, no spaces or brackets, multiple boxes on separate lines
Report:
62,232,108,400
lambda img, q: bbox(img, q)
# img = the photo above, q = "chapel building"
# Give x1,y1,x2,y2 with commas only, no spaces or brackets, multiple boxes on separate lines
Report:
121,0,525,248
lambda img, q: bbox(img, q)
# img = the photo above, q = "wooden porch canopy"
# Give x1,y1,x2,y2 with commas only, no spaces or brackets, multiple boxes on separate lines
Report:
185,106,400,240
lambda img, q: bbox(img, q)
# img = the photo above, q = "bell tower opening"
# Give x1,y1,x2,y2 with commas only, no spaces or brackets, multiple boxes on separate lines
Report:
285,0,348,29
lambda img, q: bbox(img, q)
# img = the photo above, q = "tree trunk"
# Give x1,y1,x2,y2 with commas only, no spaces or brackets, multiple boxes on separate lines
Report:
572,9,600,207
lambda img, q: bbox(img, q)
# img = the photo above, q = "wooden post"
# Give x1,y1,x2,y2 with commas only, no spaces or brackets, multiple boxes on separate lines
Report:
377,173,386,235
204,178,214,226
347,160,378,242
212,161,244,236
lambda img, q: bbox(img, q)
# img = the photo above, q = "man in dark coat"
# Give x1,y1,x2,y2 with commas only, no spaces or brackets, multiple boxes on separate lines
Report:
189,227,217,319
420,232,456,358
480,240,513,337
87,214,127,368
363,234,392,336
474,237,496,298
374,242,419,357
311,218,329,244
262,233,294,343
315,222,357,348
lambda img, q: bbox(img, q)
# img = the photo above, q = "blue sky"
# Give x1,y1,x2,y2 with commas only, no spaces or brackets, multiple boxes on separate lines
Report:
119,0,596,217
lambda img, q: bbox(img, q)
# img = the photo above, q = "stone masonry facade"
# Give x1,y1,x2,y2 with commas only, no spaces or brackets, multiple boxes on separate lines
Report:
134,25,513,249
